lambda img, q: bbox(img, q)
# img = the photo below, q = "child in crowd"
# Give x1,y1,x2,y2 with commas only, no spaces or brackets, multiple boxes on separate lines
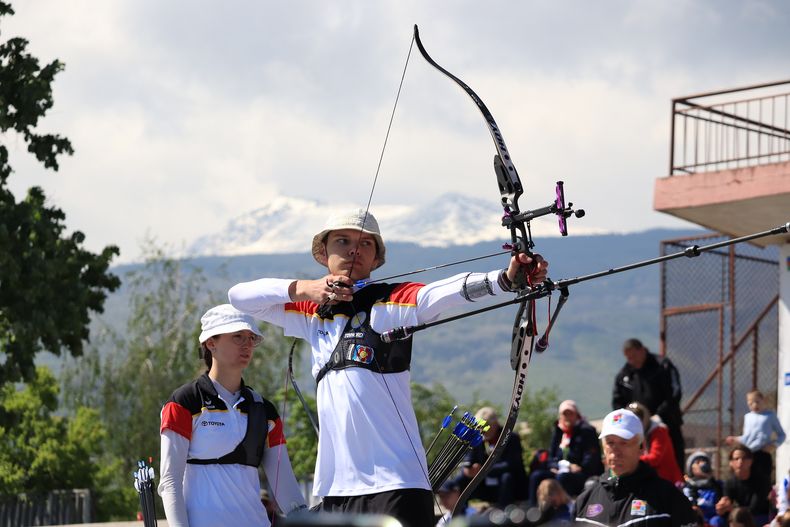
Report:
535,478,572,525
682,450,722,524
726,390,785,488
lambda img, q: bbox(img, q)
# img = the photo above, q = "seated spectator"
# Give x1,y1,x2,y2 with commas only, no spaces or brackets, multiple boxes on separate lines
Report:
683,450,722,524
768,475,790,527
528,400,603,504
777,469,790,517
773,511,790,527
710,445,771,527
729,506,756,527
574,409,698,526
534,478,572,525
435,480,474,526
628,401,683,485
459,407,529,508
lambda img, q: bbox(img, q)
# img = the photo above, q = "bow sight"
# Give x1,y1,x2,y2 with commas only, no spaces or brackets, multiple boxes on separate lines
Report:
500,179,586,252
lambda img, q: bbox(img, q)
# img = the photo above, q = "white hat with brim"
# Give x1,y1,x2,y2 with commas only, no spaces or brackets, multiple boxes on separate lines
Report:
198,304,263,344
311,208,386,269
599,409,644,440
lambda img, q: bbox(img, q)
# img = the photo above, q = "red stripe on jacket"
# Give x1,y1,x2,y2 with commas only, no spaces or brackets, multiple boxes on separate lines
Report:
284,301,320,316
388,282,424,305
161,401,193,440
267,417,286,447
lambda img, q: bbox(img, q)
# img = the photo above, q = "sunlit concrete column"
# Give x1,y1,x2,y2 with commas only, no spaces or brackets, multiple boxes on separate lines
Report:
777,243,790,493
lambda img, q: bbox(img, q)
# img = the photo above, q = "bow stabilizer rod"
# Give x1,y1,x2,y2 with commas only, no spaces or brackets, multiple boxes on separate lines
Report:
381,222,790,343
554,221,790,289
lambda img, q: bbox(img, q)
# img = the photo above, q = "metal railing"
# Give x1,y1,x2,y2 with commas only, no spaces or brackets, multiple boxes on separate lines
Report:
669,80,790,175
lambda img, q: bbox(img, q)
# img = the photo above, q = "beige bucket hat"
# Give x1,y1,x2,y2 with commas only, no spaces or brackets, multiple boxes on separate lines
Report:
311,209,386,269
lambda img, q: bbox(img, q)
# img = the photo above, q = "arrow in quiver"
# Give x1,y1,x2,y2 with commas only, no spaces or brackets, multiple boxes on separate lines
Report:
133,457,158,527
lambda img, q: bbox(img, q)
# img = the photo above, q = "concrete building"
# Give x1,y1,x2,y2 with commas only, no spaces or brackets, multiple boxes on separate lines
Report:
653,80,790,486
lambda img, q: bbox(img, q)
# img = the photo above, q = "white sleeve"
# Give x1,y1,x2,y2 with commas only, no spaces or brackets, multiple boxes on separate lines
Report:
261,443,307,515
416,269,507,323
157,430,190,527
228,278,294,323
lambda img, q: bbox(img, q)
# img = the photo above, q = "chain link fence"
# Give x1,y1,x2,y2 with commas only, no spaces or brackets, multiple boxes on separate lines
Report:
660,233,779,476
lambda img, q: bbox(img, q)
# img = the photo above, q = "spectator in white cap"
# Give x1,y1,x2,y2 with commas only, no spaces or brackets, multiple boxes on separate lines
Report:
228,208,549,527
158,304,306,527
574,409,699,526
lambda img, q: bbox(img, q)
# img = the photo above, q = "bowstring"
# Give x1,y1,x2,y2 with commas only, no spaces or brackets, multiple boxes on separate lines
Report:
340,31,445,514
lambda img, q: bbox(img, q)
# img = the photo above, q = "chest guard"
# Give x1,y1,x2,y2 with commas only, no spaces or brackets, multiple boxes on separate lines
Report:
315,283,414,384
186,375,269,468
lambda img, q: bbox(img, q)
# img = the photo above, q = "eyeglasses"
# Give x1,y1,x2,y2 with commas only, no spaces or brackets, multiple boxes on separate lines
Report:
229,333,263,347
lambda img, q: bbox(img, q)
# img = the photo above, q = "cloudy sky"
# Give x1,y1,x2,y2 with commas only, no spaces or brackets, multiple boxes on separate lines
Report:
4,1,789,262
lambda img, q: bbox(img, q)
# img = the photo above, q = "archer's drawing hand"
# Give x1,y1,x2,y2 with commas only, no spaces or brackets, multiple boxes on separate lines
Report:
291,276,353,304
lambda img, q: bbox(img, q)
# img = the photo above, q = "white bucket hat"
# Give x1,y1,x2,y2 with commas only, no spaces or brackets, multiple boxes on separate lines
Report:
599,409,644,440
198,304,263,344
311,208,386,269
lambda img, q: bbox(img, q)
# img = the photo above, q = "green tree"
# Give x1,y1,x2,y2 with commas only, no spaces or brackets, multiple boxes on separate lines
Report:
62,245,213,518
412,381,458,464
518,386,560,467
0,367,120,501
0,0,119,387
276,340,319,481
63,244,294,518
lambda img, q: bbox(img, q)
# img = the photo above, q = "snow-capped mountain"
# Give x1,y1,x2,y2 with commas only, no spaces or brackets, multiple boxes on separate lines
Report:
187,193,601,257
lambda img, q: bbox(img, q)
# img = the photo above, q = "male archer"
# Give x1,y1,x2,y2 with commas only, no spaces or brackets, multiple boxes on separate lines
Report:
228,209,548,527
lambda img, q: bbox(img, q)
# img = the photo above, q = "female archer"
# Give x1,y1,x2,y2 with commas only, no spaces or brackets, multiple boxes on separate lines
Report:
158,304,306,527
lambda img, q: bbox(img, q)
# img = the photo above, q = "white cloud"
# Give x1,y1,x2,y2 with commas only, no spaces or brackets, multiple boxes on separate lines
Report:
2,0,788,262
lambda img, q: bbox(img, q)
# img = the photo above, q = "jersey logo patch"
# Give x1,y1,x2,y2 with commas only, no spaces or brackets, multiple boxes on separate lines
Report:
586,504,603,517
350,344,374,364
630,499,647,516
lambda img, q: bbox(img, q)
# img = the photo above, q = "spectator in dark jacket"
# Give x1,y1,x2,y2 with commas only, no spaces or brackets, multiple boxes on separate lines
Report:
528,400,603,503
574,409,699,527
613,338,685,471
710,446,771,527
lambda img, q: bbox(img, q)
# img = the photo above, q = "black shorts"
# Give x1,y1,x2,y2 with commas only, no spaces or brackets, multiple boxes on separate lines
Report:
320,488,434,527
